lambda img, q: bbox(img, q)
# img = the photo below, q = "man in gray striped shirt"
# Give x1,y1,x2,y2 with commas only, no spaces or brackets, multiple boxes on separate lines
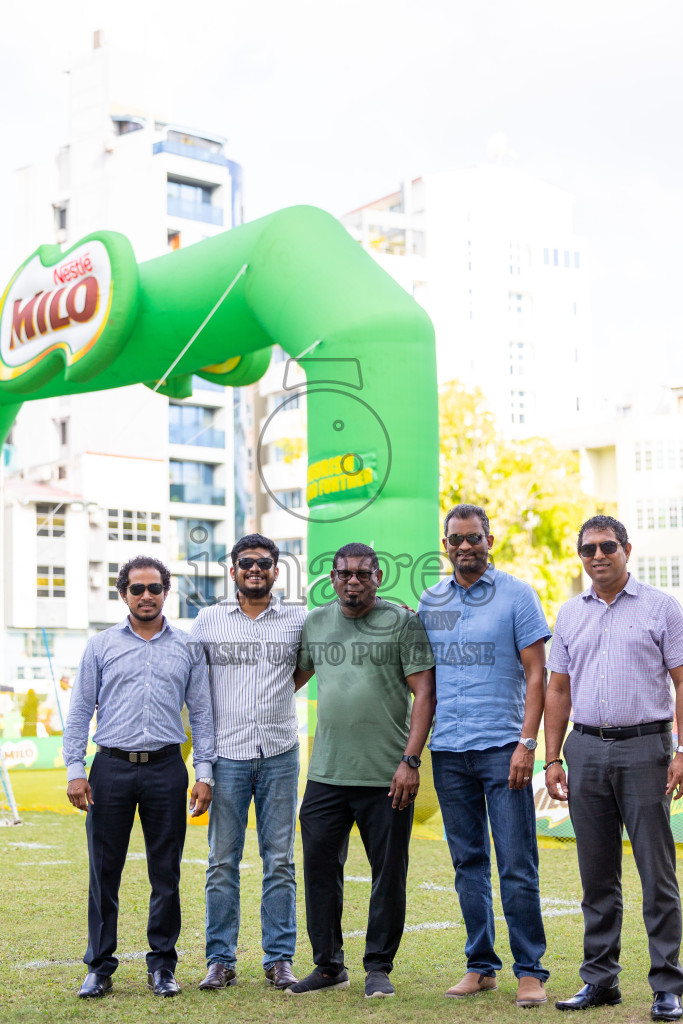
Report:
190,534,307,992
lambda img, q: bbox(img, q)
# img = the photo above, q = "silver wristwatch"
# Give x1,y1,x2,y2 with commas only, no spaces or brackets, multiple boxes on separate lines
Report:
519,737,538,751
197,777,215,787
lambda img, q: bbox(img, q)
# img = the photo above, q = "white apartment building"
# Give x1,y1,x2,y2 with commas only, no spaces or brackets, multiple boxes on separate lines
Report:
555,384,683,605
342,166,591,437
3,34,253,683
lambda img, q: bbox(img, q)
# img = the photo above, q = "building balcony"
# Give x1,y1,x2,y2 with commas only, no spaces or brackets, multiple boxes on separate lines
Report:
169,483,225,505
154,139,231,168
169,424,225,448
166,197,223,226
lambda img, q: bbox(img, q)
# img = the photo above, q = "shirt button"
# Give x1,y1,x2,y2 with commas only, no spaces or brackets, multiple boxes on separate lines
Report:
601,675,605,679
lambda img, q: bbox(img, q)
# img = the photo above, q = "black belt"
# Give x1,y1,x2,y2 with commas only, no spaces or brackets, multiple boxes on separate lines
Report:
573,720,672,741
96,743,180,764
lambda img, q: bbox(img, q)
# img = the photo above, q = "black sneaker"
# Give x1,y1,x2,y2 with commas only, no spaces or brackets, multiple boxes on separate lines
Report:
285,967,350,994
365,970,395,998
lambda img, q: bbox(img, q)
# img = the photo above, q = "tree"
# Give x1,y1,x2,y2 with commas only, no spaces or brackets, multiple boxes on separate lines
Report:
439,380,607,623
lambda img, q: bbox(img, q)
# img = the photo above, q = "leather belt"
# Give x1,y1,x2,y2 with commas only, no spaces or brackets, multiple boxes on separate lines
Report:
96,743,180,764
573,720,672,741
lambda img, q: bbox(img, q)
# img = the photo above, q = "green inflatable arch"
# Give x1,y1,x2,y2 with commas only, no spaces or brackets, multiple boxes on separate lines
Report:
0,204,439,605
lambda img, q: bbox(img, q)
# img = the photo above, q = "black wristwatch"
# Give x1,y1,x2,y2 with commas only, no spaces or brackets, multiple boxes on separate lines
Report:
401,754,421,769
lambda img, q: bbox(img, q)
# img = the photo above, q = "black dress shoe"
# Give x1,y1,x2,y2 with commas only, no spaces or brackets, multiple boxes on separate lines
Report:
78,972,113,998
652,992,683,1021
556,983,622,1011
198,963,238,990
265,961,298,989
147,969,180,997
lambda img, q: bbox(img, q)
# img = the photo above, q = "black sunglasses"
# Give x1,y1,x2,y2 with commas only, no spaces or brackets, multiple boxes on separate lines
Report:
128,583,164,596
579,541,620,558
447,532,485,547
237,557,274,570
334,569,375,581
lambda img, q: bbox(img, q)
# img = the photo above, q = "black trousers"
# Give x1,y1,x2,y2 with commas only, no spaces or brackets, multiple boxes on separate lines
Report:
565,729,683,993
299,780,413,974
84,748,188,975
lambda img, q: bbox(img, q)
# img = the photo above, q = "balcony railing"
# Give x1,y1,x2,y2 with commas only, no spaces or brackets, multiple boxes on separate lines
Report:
169,424,225,448
153,139,231,168
170,484,225,506
167,196,223,226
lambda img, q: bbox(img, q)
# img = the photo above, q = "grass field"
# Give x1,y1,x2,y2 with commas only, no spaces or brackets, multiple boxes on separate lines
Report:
0,802,670,1024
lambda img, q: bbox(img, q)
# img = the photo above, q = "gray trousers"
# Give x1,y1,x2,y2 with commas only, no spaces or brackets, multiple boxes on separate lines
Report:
564,728,683,993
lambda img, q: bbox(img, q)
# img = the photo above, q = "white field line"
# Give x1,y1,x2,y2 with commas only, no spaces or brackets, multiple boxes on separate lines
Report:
19,950,186,970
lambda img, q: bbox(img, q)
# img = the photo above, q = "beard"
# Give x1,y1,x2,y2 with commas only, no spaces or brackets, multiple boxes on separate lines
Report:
236,577,271,600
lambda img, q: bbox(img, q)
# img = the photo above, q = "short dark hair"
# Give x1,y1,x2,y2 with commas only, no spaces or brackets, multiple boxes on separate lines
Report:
231,533,279,566
443,503,490,538
116,556,171,596
577,515,629,552
333,542,379,571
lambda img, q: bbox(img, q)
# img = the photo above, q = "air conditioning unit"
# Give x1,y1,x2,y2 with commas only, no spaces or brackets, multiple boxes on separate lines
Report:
89,571,103,589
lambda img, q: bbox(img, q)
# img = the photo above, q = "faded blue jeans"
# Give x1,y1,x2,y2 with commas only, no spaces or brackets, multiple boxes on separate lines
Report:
432,744,548,981
205,745,298,969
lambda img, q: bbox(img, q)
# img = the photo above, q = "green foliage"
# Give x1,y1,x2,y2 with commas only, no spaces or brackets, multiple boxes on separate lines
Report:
439,380,601,623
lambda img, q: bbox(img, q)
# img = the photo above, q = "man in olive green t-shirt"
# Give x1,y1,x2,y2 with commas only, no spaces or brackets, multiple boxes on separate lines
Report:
286,543,435,1000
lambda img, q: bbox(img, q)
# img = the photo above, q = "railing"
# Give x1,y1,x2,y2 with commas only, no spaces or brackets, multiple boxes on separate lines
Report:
153,139,230,168
169,484,225,506
167,197,223,226
169,424,225,448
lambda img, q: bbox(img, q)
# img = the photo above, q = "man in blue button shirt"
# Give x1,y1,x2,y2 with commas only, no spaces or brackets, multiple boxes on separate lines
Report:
63,556,216,999
419,504,550,1007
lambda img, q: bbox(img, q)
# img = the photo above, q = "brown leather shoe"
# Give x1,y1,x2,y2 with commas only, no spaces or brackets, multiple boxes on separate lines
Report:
265,961,298,989
517,976,548,1007
198,963,238,990
446,972,497,998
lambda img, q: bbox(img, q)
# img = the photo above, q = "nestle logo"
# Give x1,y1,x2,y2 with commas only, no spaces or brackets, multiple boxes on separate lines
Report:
53,252,93,286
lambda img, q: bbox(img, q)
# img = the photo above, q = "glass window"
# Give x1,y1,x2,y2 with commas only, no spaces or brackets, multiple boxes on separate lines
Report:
37,565,66,598
108,509,162,543
672,558,680,588
108,562,119,600
660,563,669,587
36,503,65,538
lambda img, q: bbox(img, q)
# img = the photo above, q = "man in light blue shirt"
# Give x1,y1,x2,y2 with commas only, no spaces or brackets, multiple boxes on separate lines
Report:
419,504,550,1007
63,556,215,1000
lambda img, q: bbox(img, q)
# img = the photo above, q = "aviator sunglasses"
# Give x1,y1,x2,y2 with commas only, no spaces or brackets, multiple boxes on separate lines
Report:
578,541,620,558
447,532,485,547
237,557,274,570
128,583,164,596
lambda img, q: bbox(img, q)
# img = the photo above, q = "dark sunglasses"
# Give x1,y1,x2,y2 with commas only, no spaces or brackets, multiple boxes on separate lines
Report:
447,532,485,547
579,541,620,558
237,557,274,570
334,569,375,581
128,583,164,596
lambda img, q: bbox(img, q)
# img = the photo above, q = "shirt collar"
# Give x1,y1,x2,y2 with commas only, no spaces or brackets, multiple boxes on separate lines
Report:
117,615,169,638
581,571,637,602
448,563,496,589
225,593,281,616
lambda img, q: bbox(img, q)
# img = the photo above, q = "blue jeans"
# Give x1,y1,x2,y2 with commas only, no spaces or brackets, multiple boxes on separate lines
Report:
432,744,548,981
205,745,298,969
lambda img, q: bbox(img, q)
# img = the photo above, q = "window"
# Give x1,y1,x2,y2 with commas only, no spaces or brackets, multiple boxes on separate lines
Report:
56,418,68,445
168,230,181,251
280,538,304,556
108,562,119,600
37,565,66,598
58,466,67,479
107,509,161,542
53,204,68,232
275,489,303,509
673,558,681,588
36,503,65,538
25,631,54,657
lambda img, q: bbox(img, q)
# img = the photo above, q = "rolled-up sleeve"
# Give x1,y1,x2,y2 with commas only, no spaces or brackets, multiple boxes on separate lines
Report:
63,638,101,782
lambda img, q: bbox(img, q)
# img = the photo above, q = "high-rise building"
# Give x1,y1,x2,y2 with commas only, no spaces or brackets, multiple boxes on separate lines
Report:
342,166,591,436
3,33,251,684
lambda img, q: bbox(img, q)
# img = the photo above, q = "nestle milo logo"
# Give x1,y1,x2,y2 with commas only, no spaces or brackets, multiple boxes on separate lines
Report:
0,232,138,391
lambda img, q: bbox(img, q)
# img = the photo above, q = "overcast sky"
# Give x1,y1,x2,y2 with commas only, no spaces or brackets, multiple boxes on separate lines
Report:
3,0,683,392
